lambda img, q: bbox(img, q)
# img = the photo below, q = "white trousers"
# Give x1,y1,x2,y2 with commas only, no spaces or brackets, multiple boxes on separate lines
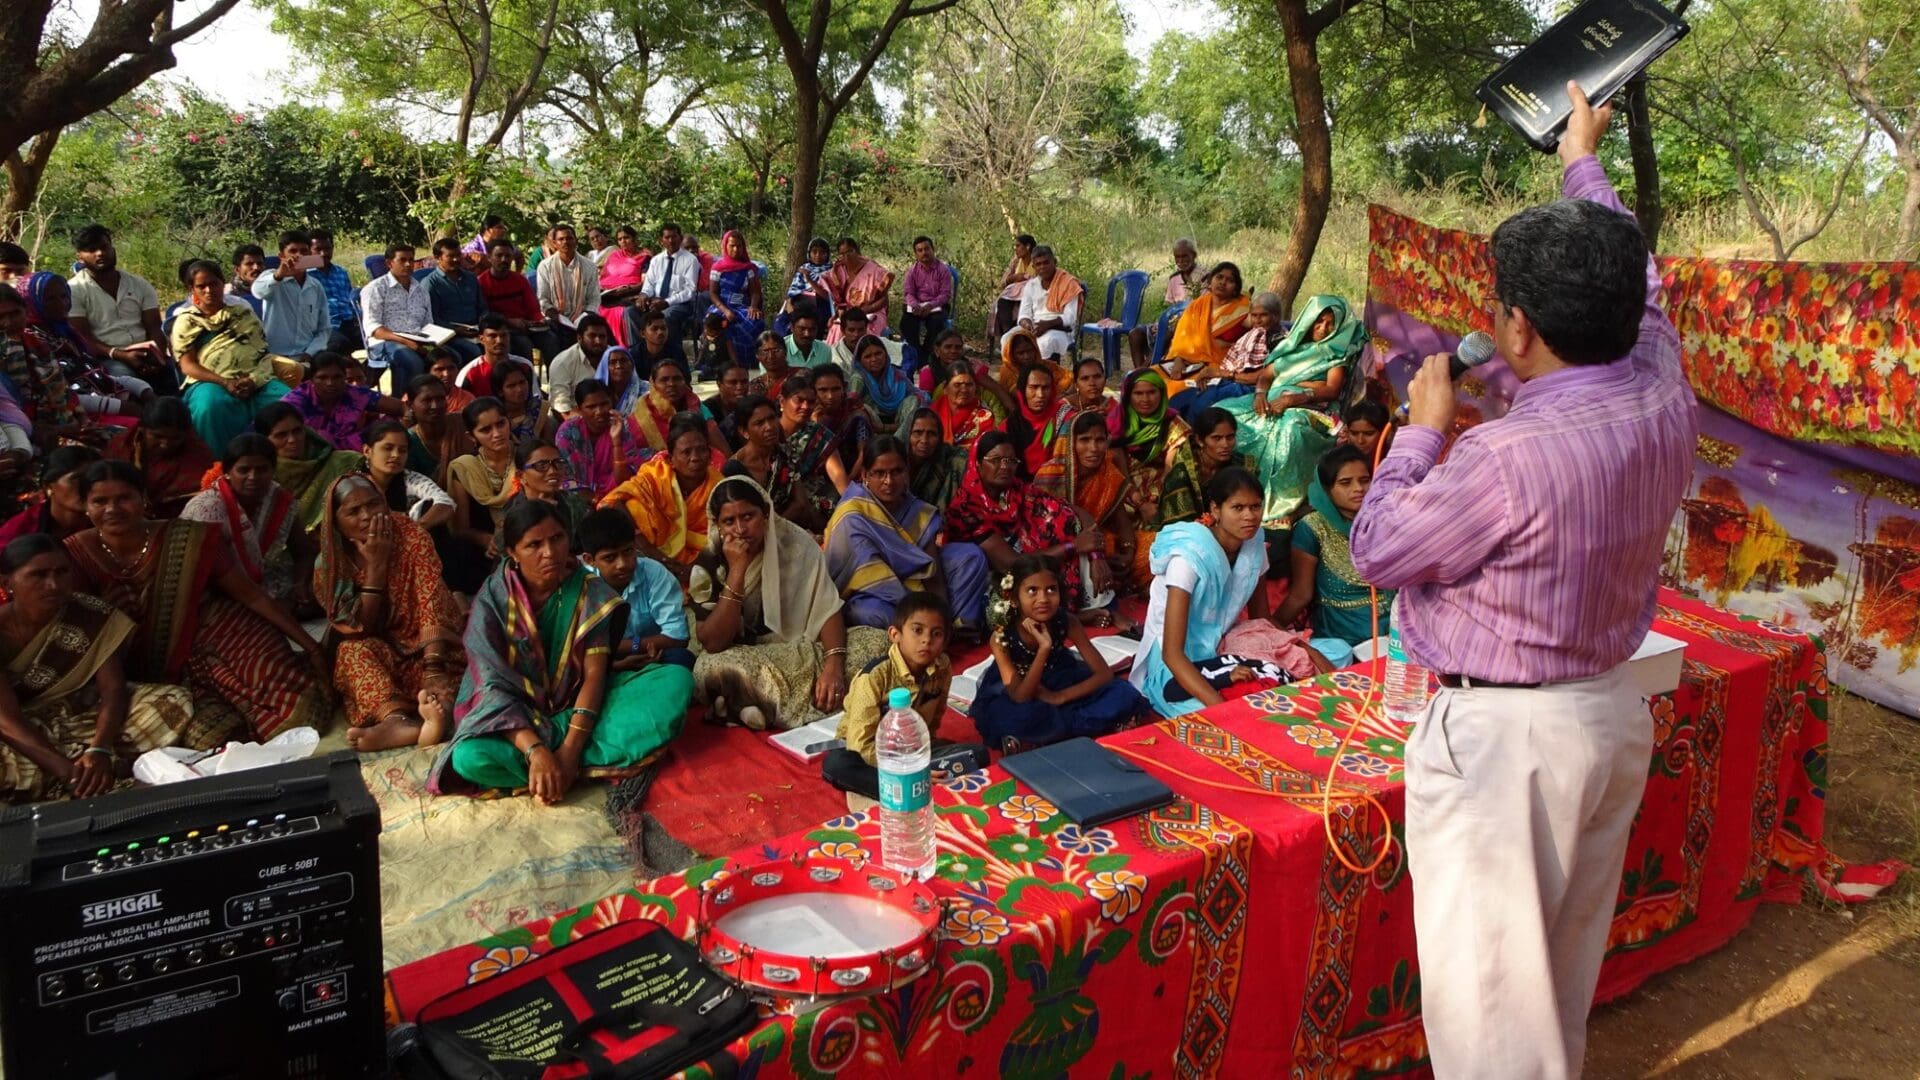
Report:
1405,666,1652,1079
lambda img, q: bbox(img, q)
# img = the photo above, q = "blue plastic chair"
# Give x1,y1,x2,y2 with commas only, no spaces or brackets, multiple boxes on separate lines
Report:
363,254,388,281
1077,270,1151,372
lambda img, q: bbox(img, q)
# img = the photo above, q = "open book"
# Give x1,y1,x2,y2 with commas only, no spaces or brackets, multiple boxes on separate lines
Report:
392,323,458,346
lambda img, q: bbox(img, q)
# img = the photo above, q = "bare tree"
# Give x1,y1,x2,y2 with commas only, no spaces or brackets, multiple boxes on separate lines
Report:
0,0,245,238
919,0,1113,236
1812,5,1920,251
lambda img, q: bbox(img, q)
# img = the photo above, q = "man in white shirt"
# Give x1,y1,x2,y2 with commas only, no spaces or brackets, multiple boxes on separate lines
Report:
252,230,332,361
360,243,435,391
633,221,702,357
534,223,600,350
67,223,178,393
1002,245,1082,361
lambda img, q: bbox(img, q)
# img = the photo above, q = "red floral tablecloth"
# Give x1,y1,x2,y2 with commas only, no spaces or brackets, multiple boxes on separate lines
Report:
385,590,1831,1077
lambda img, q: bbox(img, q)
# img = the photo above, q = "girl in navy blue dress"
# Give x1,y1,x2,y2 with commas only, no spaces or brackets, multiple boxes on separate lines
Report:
973,554,1143,752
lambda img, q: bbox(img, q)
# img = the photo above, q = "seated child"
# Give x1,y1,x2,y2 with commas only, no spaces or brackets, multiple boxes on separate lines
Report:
691,311,734,382
576,508,696,670
823,592,981,800
1273,444,1394,651
973,554,1143,753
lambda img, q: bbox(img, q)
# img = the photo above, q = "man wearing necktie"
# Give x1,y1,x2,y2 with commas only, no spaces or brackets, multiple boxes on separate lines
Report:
632,222,702,359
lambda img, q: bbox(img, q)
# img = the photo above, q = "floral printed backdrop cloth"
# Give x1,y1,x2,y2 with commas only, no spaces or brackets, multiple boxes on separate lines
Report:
1364,204,1920,717
384,591,1838,1078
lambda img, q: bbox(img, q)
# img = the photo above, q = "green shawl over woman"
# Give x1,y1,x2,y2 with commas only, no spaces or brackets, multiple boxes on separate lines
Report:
429,562,693,795
1292,474,1394,646
1218,295,1365,526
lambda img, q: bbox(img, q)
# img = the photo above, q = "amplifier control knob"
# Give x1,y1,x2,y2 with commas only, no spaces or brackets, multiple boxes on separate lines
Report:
278,989,299,1012
219,941,239,959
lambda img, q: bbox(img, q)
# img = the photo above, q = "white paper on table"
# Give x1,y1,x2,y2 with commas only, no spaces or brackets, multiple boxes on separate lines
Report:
133,727,321,785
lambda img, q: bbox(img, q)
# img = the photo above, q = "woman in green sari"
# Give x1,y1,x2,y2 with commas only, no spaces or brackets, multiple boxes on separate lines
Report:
256,402,365,535
1218,295,1365,526
429,499,694,802
1274,444,1394,648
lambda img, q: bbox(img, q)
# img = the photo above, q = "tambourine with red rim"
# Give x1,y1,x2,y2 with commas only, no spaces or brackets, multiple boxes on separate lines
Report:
696,855,943,998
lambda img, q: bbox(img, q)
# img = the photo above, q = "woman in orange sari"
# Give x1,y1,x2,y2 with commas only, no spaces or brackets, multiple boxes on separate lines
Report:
598,413,724,585
995,327,1070,403
316,474,464,751
1160,262,1250,389
1035,409,1139,592
629,356,727,455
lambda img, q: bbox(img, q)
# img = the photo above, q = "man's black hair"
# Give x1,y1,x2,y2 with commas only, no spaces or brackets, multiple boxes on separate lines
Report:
1489,199,1648,366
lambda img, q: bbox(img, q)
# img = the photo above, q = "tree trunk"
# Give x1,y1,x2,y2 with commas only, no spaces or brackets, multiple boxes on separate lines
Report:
1899,155,1920,253
783,93,823,282
1623,76,1664,251
1267,0,1333,314
0,129,59,243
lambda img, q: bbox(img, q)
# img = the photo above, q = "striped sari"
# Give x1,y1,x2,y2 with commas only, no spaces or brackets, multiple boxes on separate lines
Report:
64,521,332,740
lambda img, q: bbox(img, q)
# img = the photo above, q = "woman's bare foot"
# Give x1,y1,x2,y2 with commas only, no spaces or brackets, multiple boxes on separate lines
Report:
345,713,423,752
416,690,451,747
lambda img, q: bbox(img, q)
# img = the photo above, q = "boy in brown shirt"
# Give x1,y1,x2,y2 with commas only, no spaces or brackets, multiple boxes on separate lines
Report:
824,593,962,800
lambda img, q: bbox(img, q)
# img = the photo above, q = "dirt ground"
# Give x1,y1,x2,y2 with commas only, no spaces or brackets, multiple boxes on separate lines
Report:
1586,690,1920,1080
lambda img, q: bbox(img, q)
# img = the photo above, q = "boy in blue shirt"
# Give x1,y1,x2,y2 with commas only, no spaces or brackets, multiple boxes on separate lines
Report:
576,509,695,669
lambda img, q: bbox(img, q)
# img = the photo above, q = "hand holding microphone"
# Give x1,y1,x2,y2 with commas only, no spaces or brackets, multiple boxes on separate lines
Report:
1398,330,1497,431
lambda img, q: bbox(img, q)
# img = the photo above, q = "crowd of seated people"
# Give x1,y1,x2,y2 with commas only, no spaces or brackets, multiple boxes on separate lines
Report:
0,218,1399,807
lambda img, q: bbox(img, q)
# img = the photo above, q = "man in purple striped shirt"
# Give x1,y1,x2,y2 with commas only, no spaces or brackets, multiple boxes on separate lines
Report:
1350,86,1695,1079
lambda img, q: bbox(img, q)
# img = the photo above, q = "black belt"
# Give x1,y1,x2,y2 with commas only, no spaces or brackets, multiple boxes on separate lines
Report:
1437,673,1542,690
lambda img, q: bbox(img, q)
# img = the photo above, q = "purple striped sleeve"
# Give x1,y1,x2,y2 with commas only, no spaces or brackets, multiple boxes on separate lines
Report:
1350,428,1512,590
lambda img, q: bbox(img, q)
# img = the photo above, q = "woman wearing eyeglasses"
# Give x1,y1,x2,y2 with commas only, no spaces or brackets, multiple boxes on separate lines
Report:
491,441,595,556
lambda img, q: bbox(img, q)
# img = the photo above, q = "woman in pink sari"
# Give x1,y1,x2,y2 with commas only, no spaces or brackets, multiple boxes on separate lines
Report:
814,236,893,345
596,226,651,346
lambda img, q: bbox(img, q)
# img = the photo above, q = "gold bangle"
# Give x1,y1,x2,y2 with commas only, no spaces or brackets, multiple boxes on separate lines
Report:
824,646,849,659
720,585,747,604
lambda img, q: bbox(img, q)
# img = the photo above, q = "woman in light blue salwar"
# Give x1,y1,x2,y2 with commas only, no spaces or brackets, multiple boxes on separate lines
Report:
1130,468,1273,717
1217,294,1365,526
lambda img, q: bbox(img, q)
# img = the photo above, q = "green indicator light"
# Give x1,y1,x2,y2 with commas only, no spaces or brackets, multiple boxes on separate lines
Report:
157,836,171,844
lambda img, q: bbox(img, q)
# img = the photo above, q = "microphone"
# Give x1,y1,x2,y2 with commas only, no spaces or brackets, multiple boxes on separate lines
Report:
1396,331,1498,419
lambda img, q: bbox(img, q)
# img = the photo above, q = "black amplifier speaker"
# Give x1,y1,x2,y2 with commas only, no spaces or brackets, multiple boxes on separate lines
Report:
0,751,384,1079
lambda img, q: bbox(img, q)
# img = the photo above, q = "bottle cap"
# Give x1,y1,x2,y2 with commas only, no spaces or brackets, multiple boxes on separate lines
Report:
887,688,911,710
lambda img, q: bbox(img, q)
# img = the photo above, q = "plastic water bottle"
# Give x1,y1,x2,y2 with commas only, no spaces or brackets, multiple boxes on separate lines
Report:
1381,625,1432,723
876,687,937,879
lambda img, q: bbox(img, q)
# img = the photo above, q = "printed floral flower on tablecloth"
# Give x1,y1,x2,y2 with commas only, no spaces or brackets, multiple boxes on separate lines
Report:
1289,723,1337,749
822,813,868,830
944,771,993,793
998,793,1057,824
1329,670,1374,693
1243,687,1297,714
946,906,1011,946
1364,734,1406,761
1338,752,1393,778
467,945,534,984
1052,823,1117,856
938,853,988,884
1087,870,1148,921
988,832,1048,865
810,841,869,866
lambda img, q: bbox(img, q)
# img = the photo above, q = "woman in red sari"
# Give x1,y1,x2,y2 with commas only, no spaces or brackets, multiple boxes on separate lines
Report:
945,431,1106,614
931,361,1000,454
64,460,332,740
122,397,214,519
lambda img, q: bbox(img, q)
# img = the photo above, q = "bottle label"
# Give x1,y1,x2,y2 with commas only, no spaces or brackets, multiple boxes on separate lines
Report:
1387,627,1407,663
878,768,931,813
